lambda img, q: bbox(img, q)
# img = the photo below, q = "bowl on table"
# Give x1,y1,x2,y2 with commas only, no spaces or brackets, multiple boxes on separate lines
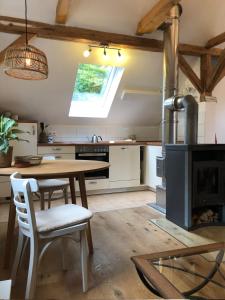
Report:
27,156,43,165
14,156,43,167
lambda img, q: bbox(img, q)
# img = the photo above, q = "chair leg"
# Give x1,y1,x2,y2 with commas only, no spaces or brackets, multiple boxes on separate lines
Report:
63,187,68,205
20,237,29,267
60,238,67,271
40,191,45,210
47,191,54,209
11,230,24,285
80,230,88,292
25,237,38,300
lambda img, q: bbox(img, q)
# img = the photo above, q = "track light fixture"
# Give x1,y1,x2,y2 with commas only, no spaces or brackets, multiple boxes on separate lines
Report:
83,43,123,61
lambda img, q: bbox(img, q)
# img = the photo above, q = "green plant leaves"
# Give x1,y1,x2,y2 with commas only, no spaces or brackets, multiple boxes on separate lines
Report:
0,139,9,154
0,115,28,154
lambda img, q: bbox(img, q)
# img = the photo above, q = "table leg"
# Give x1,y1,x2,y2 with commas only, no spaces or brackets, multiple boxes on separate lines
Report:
78,173,93,254
69,176,76,204
4,193,16,269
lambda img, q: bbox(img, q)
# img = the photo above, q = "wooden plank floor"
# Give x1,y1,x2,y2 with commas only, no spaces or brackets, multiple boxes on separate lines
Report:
0,191,224,299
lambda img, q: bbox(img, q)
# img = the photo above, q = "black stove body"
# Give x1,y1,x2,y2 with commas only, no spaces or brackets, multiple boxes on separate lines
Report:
166,144,225,230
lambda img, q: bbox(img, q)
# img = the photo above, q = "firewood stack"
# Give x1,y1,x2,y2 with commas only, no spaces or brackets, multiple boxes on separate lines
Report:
192,209,219,225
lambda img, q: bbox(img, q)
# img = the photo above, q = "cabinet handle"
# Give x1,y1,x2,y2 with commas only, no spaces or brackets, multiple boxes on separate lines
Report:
52,148,61,151
89,181,97,184
121,147,127,150
55,156,62,159
32,125,35,136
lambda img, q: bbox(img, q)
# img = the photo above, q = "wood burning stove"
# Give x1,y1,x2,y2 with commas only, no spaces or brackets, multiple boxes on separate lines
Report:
166,144,225,230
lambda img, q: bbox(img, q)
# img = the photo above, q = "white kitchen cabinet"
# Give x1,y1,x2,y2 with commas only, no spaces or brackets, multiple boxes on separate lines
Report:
144,145,162,190
0,122,38,198
39,146,108,192
37,146,75,160
38,146,75,155
47,153,75,160
39,146,109,192
109,146,140,188
11,122,38,158
75,178,109,191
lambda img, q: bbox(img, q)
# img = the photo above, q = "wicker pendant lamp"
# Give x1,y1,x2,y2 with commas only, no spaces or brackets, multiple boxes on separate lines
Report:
4,0,48,80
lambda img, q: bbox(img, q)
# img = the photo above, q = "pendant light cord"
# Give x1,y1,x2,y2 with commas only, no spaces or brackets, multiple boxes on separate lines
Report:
25,0,28,47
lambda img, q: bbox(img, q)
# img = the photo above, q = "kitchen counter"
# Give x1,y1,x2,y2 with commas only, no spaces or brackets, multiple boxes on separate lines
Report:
37,141,162,146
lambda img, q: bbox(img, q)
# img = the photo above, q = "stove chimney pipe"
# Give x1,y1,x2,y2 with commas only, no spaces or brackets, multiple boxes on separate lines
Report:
155,5,181,210
164,95,198,144
162,4,181,154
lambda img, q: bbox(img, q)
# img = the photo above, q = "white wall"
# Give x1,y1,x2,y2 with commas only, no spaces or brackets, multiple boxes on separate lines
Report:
0,34,163,127
212,80,225,143
177,56,225,144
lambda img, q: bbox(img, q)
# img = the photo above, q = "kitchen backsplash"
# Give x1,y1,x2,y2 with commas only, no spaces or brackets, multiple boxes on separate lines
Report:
45,125,161,142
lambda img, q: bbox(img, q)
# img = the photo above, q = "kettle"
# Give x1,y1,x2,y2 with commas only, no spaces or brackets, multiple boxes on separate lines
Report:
91,134,102,143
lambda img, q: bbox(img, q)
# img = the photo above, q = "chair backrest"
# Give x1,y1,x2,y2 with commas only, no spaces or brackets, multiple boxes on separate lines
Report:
10,172,39,238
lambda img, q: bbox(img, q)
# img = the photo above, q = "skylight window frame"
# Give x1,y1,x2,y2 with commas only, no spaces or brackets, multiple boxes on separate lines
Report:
69,63,124,118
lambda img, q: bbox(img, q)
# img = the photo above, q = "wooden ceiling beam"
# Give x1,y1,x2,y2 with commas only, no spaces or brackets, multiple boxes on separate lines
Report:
0,15,51,27
0,33,36,64
0,16,222,57
55,0,72,24
206,32,225,49
0,22,163,53
200,54,213,96
136,0,181,35
178,54,203,94
178,43,222,57
207,48,225,92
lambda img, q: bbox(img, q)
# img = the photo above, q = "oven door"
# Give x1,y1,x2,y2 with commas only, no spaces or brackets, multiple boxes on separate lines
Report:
75,152,109,179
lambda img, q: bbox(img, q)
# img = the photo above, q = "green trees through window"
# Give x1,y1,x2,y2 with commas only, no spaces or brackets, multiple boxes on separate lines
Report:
74,64,113,99
70,63,124,118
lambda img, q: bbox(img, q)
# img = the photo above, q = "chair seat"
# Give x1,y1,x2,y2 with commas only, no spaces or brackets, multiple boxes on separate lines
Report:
35,204,92,233
38,179,69,190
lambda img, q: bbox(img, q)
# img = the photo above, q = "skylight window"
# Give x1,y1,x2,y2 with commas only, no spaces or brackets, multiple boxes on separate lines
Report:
69,63,124,118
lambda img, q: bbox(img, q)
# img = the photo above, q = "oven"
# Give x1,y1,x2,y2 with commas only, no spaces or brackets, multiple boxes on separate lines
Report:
75,145,109,179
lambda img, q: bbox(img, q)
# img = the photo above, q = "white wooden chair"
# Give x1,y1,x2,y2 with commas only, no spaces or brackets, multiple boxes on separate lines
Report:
38,179,69,210
38,156,69,210
0,280,12,300
10,172,92,300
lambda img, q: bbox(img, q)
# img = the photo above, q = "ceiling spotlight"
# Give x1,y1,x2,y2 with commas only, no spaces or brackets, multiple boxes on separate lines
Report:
83,47,92,58
103,47,109,60
117,50,123,61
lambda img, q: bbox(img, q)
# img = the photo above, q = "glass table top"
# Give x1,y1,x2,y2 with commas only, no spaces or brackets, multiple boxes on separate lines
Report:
132,242,225,299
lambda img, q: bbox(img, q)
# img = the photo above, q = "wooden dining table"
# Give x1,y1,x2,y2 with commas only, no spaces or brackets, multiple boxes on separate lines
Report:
0,159,110,269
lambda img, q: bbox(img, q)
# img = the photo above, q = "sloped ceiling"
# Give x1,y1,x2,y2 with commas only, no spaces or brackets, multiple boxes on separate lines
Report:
0,0,224,126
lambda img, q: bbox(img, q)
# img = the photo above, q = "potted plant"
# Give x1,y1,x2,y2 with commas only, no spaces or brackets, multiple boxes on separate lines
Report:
0,115,28,167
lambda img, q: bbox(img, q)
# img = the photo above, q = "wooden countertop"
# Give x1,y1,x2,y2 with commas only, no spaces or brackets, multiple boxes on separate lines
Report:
37,141,162,146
